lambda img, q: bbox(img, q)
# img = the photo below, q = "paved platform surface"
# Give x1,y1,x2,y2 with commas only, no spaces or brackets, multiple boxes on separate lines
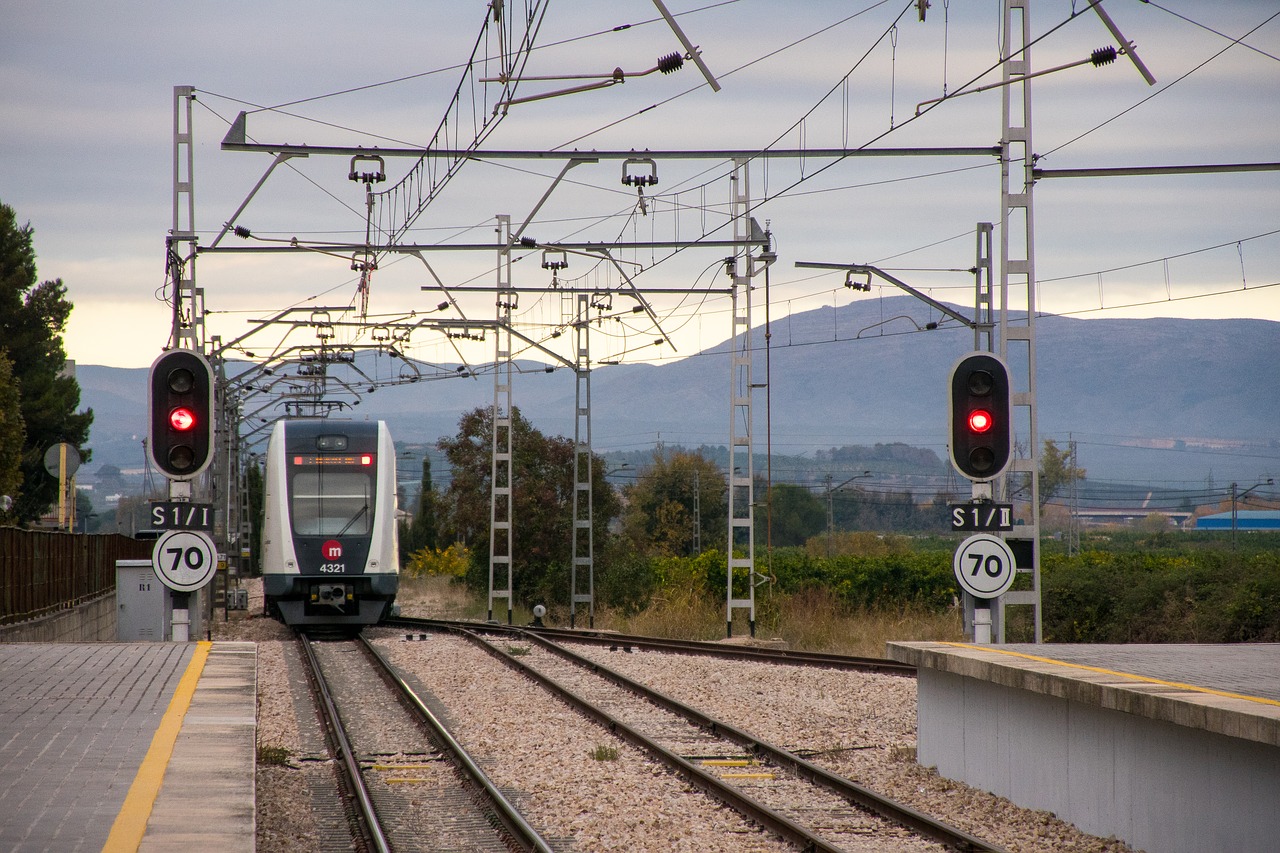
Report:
888,641,1280,746
0,642,256,852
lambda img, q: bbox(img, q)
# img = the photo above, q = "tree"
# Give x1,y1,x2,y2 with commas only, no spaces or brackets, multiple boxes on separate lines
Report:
399,454,440,563
621,449,727,556
759,482,825,547
0,349,24,521
0,202,94,524
1039,439,1086,510
437,407,619,603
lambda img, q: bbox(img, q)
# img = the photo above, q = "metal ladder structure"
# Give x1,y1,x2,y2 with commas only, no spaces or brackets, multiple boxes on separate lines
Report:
488,215,516,623
570,293,594,627
725,158,758,637
168,86,203,355
996,0,1043,642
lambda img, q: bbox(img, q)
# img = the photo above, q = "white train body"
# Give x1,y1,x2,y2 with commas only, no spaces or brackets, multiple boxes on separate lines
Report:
261,419,399,627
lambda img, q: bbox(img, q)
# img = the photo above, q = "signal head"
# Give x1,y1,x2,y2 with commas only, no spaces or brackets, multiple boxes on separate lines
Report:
149,349,215,479
949,352,1012,481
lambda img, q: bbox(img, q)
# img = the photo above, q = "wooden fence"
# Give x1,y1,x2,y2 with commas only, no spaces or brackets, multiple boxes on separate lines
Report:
0,528,152,625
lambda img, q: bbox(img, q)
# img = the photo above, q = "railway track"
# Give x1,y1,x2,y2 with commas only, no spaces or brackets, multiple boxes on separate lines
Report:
378,623,1003,853
296,632,552,852
391,617,917,676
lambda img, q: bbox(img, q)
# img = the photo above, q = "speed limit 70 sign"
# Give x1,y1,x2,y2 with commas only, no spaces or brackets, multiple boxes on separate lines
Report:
152,529,217,592
953,533,1017,599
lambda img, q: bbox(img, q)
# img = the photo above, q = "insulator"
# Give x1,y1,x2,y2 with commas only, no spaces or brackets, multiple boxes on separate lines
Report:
657,52,684,75
1091,46,1117,67
622,157,659,187
233,225,251,239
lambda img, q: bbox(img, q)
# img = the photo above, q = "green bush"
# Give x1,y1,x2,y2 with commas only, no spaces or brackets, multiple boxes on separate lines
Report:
1042,549,1280,642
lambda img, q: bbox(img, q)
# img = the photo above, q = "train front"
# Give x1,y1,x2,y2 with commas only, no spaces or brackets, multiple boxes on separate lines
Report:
262,420,399,628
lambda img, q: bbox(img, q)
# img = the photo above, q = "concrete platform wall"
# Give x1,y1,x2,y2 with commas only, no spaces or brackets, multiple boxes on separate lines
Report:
0,593,116,642
918,668,1280,853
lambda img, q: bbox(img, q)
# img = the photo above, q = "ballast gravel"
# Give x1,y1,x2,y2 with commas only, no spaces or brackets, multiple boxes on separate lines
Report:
218,580,1134,853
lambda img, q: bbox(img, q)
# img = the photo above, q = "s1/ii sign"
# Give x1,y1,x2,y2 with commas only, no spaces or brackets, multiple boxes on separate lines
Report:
948,502,1014,532
952,534,1017,599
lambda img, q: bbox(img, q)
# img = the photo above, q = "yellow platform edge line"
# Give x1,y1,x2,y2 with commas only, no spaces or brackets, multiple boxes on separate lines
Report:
942,642,1280,708
102,641,213,853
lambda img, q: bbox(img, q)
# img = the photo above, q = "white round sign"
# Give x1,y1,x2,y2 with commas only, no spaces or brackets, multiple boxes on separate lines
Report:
953,533,1017,599
152,529,217,592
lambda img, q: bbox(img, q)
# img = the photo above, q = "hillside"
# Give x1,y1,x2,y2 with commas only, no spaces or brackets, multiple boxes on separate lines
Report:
75,297,1280,487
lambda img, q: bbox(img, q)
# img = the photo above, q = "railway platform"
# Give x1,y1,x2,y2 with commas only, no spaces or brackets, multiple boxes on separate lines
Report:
0,641,256,852
888,641,1280,853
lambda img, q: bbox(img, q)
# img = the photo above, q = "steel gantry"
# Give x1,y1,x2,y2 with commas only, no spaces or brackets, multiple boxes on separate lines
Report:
197,83,1004,633
995,0,1043,642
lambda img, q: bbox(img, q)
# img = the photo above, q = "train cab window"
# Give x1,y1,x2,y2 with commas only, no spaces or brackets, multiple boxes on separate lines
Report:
291,470,373,536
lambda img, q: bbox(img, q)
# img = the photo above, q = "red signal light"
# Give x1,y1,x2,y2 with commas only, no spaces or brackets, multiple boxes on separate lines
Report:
360,454,373,466
169,407,197,432
967,409,993,434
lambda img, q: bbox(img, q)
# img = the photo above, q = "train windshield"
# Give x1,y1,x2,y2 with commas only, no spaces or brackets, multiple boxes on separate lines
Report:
291,470,373,536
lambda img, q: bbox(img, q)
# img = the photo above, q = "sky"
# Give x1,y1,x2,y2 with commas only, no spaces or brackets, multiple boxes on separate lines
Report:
3,0,1279,382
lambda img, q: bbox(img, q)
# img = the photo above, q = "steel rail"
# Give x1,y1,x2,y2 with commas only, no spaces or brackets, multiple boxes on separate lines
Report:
451,625,847,853
510,627,1005,853
392,617,917,676
452,625,1005,853
298,634,391,853
357,636,555,853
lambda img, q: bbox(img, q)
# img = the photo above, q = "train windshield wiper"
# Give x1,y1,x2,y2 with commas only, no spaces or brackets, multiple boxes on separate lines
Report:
337,504,368,536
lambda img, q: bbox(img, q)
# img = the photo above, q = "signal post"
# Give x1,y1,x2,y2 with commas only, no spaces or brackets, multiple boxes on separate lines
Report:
948,352,1015,643
148,349,218,640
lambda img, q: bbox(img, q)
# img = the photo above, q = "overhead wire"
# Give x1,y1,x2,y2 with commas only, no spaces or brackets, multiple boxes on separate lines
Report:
1039,8,1280,159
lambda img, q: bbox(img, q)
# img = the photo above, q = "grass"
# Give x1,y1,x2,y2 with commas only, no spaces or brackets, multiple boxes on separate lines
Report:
396,575,964,656
589,744,620,761
257,745,292,766
595,585,963,656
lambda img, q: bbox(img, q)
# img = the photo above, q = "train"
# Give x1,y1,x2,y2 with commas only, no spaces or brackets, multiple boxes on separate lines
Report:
261,419,399,629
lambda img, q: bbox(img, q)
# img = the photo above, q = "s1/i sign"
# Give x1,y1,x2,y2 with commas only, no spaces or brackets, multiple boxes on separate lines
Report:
948,352,1012,481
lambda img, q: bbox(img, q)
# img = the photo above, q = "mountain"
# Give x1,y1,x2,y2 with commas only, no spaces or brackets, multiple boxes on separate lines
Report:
74,296,1280,489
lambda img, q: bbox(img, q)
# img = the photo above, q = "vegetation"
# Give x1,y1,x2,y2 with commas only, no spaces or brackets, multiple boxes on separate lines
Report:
1037,438,1087,509
257,745,291,766
620,449,726,557
0,350,25,520
404,543,471,579
412,410,1279,651
0,201,94,524
436,407,620,605
399,454,440,565
1039,532,1280,643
